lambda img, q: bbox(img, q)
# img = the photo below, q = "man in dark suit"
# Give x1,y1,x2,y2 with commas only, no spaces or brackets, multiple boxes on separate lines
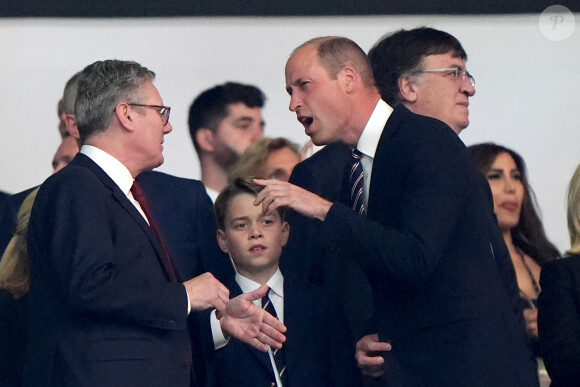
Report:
254,36,537,385
282,141,373,340
25,60,285,386
208,178,361,386
59,71,234,285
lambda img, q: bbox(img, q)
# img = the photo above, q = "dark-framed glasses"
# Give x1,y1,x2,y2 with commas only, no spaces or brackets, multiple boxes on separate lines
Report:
415,67,475,87
128,103,171,126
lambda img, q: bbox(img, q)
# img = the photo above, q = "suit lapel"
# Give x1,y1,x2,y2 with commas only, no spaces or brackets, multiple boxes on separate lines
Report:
281,281,309,374
72,154,173,280
367,103,406,215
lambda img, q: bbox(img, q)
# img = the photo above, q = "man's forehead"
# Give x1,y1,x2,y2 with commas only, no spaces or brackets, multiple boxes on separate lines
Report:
287,45,319,73
422,52,467,67
141,81,163,102
225,102,262,119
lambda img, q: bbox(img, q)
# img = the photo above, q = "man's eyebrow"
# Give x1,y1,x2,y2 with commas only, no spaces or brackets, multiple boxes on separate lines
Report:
233,117,254,124
286,77,305,95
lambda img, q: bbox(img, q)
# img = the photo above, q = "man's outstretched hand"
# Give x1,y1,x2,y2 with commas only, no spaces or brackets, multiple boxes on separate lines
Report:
218,284,287,352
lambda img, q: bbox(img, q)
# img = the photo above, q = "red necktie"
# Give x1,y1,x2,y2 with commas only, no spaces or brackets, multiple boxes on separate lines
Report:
131,180,178,282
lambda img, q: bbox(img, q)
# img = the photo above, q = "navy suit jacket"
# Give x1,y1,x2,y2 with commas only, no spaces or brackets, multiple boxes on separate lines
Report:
25,154,195,387
206,277,362,387
137,170,235,385
136,170,234,284
284,142,374,339
292,104,537,386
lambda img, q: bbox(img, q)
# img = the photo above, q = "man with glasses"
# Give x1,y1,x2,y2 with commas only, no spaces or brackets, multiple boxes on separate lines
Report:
254,33,537,385
369,27,475,135
24,60,286,386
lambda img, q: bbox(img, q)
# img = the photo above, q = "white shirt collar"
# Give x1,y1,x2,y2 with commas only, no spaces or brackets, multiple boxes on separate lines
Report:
356,99,393,158
235,268,284,299
80,144,135,195
204,186,220,203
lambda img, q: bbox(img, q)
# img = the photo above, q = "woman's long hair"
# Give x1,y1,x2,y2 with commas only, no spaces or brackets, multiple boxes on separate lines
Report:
468,143,560,265
0,188,38,298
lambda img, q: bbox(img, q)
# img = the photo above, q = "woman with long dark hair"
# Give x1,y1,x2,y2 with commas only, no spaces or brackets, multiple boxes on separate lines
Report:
468,143,560,345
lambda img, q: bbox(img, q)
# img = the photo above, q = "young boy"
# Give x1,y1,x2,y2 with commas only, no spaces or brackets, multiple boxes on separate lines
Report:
208,178,361,387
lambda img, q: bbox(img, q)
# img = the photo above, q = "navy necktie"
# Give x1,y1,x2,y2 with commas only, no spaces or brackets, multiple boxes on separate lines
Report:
262,293,287,385
349,149,366,214
131,181,178,282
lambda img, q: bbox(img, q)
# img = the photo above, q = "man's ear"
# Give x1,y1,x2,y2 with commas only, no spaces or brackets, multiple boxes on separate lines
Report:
114,103,136,132
398,76,418,103
65,114,80,140
280,221,290,247
196,128,215,152
217,229,230,253
342,65,358,93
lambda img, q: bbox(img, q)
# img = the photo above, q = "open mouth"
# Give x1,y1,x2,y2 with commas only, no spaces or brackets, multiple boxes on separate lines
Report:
298,116,314,132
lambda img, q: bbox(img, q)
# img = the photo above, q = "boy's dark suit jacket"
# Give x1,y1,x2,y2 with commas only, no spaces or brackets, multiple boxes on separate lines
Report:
205,278,362,387
287,104,538,386
24,154,199,386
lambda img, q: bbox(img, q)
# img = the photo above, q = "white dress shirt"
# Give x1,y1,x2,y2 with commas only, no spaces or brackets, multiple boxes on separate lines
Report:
204,186,220,203
356,99,393,207
211,268,284,348
81,145,191,313
81,144,148,223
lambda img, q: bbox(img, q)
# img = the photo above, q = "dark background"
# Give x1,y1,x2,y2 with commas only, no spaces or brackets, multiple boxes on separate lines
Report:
0,0,577,17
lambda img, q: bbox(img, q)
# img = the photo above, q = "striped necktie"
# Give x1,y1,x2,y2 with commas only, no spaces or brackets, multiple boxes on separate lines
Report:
262,294,287,385
349,149,366,214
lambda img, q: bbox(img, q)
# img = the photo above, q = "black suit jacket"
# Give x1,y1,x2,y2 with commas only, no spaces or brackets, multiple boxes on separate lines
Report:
284,142,374,339
25,154,194,387
538,254,580,387
206,277,362,387
294,104,537,386
136,170,234,284
137,170,235,386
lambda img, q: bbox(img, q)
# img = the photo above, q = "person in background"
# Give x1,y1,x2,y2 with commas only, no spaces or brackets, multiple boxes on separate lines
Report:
0,189,38,387
0,72,83,255
51,135,80,173
469,143,560,340
229,137,301,182
538,162,580,386
188,82,265,201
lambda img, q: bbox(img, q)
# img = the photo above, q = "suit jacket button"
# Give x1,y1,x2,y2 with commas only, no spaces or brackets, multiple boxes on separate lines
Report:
181,360,190,368
168,320,176,328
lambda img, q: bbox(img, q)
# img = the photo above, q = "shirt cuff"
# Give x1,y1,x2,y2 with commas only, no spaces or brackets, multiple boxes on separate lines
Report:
184,284,191,315
210,309,230,349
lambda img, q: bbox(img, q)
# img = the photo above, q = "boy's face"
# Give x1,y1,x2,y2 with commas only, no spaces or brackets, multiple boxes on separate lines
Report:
217,193,289,280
